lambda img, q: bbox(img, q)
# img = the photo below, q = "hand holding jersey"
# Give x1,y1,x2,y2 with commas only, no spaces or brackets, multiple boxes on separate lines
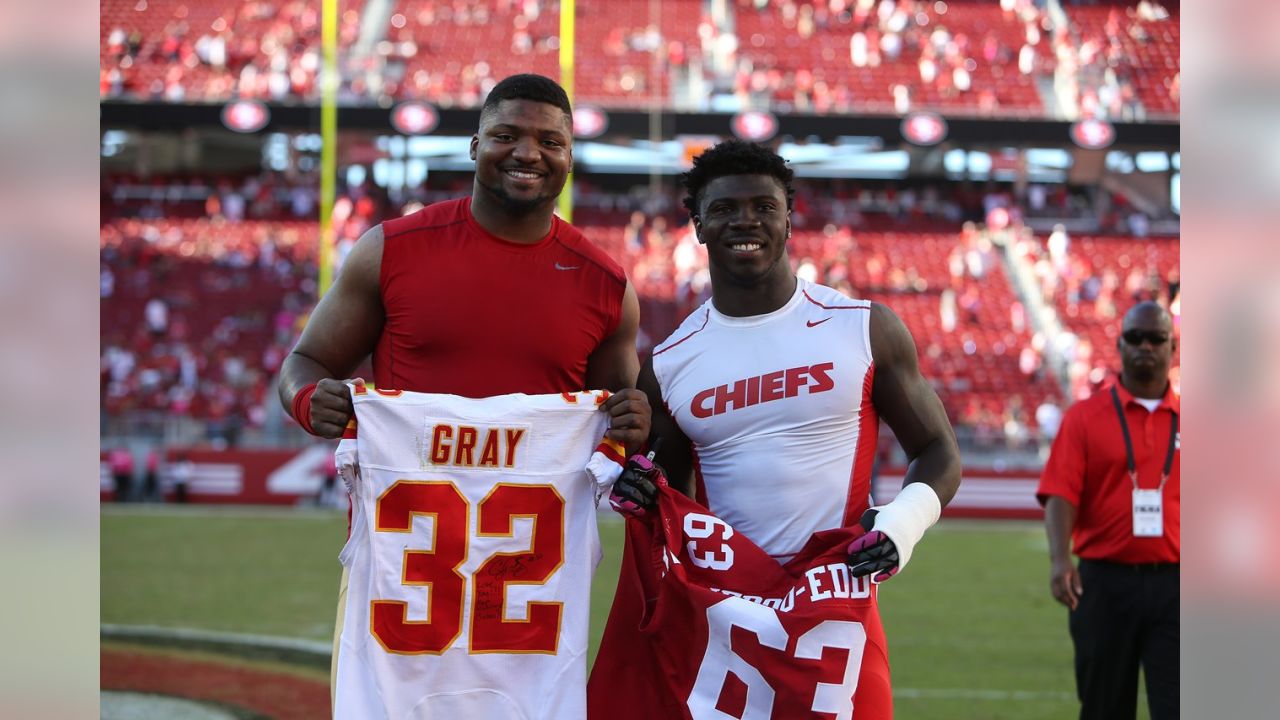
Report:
295,373,651,455
615,445,945,584
608,439,666,517
847,482,943,583
292,377,362,438
599,390,653,456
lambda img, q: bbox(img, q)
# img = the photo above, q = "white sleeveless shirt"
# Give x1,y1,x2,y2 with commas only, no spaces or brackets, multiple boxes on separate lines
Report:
652,279,879,559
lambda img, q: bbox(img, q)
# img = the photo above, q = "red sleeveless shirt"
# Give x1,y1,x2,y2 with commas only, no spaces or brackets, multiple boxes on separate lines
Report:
374,197,626,397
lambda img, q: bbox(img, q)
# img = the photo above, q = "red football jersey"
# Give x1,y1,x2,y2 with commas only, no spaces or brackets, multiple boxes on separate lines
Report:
590,486,893,719
375,197,626,396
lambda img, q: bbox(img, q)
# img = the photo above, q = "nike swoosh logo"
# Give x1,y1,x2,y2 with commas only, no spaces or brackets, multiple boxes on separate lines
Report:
806,318,832,328
555,262,580,271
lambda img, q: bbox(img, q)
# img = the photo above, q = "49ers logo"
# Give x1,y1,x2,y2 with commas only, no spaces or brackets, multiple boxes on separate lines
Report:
690,362,835,419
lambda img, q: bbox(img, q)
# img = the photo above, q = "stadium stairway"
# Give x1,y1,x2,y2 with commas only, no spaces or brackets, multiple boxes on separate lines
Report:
998,228,1073,398
353,0,396,57
1035,74,1062,118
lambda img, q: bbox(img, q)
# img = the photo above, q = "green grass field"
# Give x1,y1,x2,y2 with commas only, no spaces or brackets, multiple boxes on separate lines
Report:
102,505,1142,719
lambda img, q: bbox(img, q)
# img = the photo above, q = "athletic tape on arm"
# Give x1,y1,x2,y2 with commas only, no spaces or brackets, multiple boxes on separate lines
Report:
870,481,942,572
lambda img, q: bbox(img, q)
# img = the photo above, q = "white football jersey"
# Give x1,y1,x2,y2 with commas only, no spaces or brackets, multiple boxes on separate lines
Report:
652,279,878,559
332,387,625,720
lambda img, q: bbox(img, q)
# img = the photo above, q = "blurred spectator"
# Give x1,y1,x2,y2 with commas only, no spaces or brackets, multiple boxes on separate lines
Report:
316,447,344,508
965,240,991,280
1128,212,1150,238
169,452,194,503
796,257,819,283
1004,396,1030,449
623,211,647,253
108,448,133,502
143,448,161,502
948,246,966,288
1027,185,1047,213
958,285,982,324
953,62,972,94
892,83,910,114
144,298,169,336
1019,42,1037,75
1020,342,1043,383
850,31,869,67
940,288,958,334
1035,399,1063,444
101,264,115,299
1047,223,1071,274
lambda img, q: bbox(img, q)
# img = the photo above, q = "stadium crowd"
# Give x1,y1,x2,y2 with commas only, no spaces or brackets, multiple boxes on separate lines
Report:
100,214,316,445
100,171,1179,457
100,0,1179,120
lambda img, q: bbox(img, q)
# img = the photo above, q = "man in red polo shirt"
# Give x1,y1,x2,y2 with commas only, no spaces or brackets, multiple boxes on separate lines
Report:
1038,301,1179,720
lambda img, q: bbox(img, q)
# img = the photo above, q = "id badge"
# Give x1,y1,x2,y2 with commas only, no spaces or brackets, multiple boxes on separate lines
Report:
1132,489,1164,537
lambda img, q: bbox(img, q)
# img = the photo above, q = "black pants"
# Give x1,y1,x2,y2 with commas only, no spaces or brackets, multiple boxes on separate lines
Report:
112,472,131,502
1069,558,1179,720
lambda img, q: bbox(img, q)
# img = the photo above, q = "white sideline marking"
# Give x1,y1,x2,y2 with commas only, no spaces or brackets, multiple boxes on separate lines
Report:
895,687,1075,702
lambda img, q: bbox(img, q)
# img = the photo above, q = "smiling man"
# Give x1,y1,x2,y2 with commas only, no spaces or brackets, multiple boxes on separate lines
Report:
590,140,961,717
276,74,650,718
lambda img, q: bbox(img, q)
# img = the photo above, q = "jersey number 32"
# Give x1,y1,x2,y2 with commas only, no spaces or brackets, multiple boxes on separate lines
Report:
372,479,564,655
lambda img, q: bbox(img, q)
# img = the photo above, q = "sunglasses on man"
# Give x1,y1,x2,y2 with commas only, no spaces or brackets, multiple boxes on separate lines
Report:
1121,330,1170,346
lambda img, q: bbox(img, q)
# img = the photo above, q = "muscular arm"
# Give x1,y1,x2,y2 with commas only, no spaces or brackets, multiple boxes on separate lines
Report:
276,224,386,436
1044,495,1082,609
869,302,962,506
587,281,650,455
637,357,695,498
584,281,641,391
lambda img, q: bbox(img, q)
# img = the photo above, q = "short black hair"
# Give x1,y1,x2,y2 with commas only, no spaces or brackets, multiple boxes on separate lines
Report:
480,74,572,124
681,140,796,218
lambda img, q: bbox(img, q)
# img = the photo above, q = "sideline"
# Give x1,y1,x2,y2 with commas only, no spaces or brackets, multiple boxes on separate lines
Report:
104,624,1075,705
102,624,332,671
100,505,345,521
895,687,1075,702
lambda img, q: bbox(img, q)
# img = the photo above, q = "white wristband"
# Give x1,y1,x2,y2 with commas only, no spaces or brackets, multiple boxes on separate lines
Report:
586,447,626,506
870,482,942,574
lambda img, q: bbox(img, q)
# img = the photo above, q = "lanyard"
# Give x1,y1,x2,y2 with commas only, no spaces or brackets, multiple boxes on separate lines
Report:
1110,386,1178,491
